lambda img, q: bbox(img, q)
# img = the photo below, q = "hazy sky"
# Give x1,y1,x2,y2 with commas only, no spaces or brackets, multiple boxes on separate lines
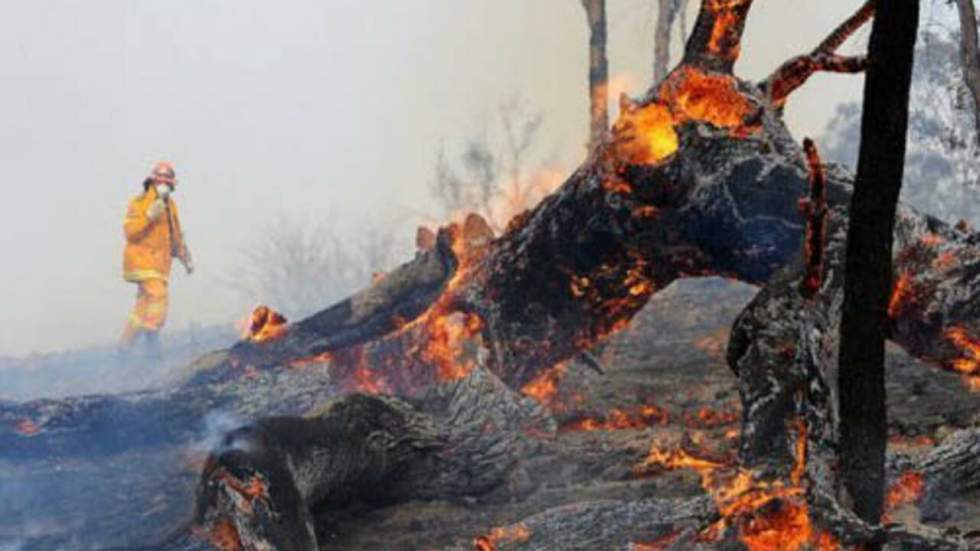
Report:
0,1,871,355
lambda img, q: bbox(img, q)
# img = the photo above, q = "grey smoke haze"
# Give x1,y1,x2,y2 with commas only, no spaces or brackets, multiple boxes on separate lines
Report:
0,1,864,356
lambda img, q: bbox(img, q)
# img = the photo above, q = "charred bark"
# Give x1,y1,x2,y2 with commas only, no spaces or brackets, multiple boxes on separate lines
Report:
838,0,918,529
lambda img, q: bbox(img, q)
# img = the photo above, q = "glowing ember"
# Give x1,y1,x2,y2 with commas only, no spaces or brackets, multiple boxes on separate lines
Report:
520,362,569,409
919,232,945,247
243,305,288,343
350,358,391,395
882,470,925,524
708,10,741,58
473,523,531,551
14,418,41,437
631,530,682,550
288,351,332,369
945,326,980,390
887,272,915,319
888,434,937,452
686,406,739,428
206,519,242,551
933,250,958,272
560,405,669,432
692,328,730,360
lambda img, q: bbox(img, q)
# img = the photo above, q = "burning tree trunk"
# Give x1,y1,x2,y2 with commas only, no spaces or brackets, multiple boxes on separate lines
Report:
582,0,609,149
5,1,980,549
838,0,919,532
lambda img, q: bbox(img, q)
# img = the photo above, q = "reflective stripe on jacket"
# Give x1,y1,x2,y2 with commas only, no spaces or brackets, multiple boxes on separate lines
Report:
122,187,189,282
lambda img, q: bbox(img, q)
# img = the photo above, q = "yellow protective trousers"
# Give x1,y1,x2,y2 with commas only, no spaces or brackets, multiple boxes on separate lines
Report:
121,279,169,342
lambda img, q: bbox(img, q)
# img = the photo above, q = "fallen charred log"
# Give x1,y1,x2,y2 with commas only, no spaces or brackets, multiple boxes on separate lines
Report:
189,368,546,551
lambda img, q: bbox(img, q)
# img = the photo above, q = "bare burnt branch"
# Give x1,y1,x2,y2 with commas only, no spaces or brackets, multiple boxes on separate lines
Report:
815,0,876,54
799,138,828,299
764,54,868,108
761,0,875,106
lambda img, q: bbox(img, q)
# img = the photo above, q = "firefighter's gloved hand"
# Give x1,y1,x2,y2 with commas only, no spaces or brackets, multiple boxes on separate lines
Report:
155,184,172,199
146,198,166,221
182,258,195,275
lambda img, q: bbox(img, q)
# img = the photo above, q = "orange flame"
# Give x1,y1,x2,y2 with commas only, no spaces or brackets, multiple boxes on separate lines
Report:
685,406,739,429
612,67,757,167
944,326,980,390
882,470,925,524
416,311,484,381
560,405,670,432
243,305,288,343
888,272,915,319
612,102,680,166
520,362,569,409
664,67,756,130
636,419,837,550
473,523,531,551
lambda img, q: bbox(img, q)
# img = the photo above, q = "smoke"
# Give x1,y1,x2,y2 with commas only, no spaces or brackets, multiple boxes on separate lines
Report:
0,324,238,402
190,409,250,457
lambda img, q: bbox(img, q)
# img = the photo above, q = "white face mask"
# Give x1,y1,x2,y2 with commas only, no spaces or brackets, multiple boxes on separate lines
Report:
156,184,172,198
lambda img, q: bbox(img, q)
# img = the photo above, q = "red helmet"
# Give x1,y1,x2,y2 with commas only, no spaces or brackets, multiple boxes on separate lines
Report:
149,161,176,185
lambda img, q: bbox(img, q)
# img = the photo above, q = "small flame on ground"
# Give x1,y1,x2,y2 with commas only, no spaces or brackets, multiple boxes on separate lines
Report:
473,523,531,551
635,419,838,551
559,405,670,432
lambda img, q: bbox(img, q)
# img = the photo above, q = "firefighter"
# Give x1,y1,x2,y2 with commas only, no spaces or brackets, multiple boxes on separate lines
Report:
119,161,194,354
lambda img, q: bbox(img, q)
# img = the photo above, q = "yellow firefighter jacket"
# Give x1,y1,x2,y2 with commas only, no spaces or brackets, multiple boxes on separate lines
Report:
122,187,189,282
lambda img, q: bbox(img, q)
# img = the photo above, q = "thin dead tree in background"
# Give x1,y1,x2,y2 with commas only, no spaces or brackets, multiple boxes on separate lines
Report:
653,0,687,83
581,0,609,149
955,0,980,142
430,97,545,232
837,0,919,540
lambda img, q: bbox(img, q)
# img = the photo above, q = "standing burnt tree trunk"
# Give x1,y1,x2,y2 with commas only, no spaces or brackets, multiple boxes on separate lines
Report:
837,0,919,537
582,0,609,149
653,0,684,83
955,0,980,142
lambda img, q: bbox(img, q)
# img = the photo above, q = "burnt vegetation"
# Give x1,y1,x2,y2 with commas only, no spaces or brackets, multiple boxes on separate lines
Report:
3,1,980,550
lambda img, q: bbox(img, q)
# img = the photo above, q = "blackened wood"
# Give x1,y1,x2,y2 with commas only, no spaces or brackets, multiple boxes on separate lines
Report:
838,0,919,529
